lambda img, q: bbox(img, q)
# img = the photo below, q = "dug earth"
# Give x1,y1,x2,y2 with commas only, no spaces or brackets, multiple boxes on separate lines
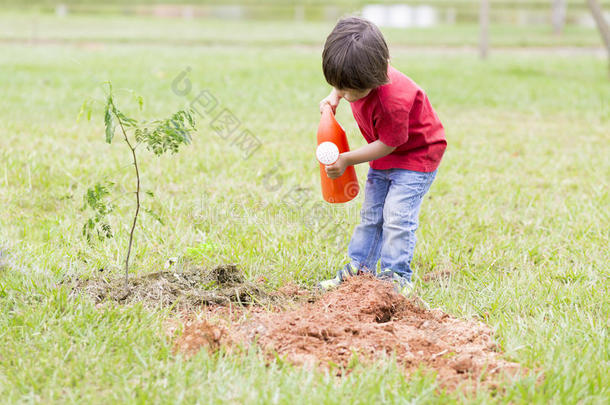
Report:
175,275,521,390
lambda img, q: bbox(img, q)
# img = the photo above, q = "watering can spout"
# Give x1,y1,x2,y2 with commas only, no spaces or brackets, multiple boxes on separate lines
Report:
316,107,359,203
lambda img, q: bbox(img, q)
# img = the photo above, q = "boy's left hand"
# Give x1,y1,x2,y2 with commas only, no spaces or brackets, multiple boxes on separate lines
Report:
325,154,349,179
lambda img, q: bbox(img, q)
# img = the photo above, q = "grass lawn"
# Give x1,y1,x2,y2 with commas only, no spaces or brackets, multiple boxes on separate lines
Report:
0,12,606,48
0,14,609,404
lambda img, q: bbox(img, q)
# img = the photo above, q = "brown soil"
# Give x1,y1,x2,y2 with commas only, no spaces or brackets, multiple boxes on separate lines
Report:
175,275,521,390
64,264,286,310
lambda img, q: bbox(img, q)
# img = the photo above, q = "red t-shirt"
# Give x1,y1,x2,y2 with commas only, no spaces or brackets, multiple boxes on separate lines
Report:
350,66,446,172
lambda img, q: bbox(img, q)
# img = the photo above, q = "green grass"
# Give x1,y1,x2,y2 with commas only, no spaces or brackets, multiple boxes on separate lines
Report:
0,15,609,404
0,11,606,48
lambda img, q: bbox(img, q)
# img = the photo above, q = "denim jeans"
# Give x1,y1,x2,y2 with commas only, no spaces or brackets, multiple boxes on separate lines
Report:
347,167,437,282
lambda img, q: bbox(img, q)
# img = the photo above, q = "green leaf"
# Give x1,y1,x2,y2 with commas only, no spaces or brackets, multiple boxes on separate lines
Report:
114,109,138,128
104,97,115,144
77,99,90,122
99,223,113,240
137,109,196,155
142,206,164,225
82,182,114,243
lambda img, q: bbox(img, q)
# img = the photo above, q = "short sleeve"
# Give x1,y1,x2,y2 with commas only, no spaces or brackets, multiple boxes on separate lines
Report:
375,107,410,147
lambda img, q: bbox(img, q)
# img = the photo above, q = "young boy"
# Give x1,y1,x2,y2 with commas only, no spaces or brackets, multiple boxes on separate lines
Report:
318,17,447,295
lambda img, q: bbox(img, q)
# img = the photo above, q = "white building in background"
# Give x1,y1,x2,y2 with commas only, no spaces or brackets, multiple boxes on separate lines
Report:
362,4,438,28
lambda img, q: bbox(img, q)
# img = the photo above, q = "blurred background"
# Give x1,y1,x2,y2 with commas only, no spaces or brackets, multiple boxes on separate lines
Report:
1,0,609,54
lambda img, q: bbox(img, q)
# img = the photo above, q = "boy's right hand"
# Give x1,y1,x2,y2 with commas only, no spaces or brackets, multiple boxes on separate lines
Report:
319,89,341,114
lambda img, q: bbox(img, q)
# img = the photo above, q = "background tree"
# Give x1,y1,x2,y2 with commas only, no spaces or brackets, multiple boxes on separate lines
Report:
587,0,610,75
480,0,489,59
552,0,567,35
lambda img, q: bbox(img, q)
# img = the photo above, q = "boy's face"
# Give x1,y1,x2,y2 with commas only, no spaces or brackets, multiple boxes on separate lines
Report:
336,88,372,103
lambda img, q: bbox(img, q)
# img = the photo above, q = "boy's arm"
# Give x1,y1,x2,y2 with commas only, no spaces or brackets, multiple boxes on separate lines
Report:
325,140,395,179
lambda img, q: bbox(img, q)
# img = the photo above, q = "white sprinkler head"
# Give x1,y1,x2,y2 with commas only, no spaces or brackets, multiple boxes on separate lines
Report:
316,141,339,165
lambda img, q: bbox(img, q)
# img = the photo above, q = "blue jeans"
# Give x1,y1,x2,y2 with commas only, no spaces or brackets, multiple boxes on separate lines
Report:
348,167,437,282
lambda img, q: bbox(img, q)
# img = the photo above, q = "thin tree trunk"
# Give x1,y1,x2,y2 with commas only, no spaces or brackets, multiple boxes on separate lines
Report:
587,0,610,75
552,0,566,35
125,143,140,290
480,0,489,59
113,107,140,291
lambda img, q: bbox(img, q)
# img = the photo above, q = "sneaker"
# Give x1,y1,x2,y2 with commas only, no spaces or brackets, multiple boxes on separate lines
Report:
375,269,413,297
391,273,414,297
318,263,358,291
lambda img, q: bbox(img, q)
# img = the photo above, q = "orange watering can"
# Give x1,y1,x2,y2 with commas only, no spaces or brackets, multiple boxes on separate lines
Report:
316,105,359,203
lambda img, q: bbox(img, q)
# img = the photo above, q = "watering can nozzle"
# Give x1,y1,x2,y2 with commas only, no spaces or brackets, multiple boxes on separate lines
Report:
316,141,340,165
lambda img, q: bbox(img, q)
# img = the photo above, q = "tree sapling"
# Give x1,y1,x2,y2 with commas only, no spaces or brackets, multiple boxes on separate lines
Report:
80,82,196,291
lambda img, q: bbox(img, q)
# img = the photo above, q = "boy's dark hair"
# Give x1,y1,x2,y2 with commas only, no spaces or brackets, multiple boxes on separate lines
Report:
323,17,389,90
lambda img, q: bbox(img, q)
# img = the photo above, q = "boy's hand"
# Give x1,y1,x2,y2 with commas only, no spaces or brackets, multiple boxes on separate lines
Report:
325,154,349,179
319,89,341,114
324,141,395,179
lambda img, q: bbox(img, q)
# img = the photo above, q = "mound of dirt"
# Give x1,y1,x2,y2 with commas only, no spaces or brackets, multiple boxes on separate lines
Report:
65,264,277,309
176,275,520,390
